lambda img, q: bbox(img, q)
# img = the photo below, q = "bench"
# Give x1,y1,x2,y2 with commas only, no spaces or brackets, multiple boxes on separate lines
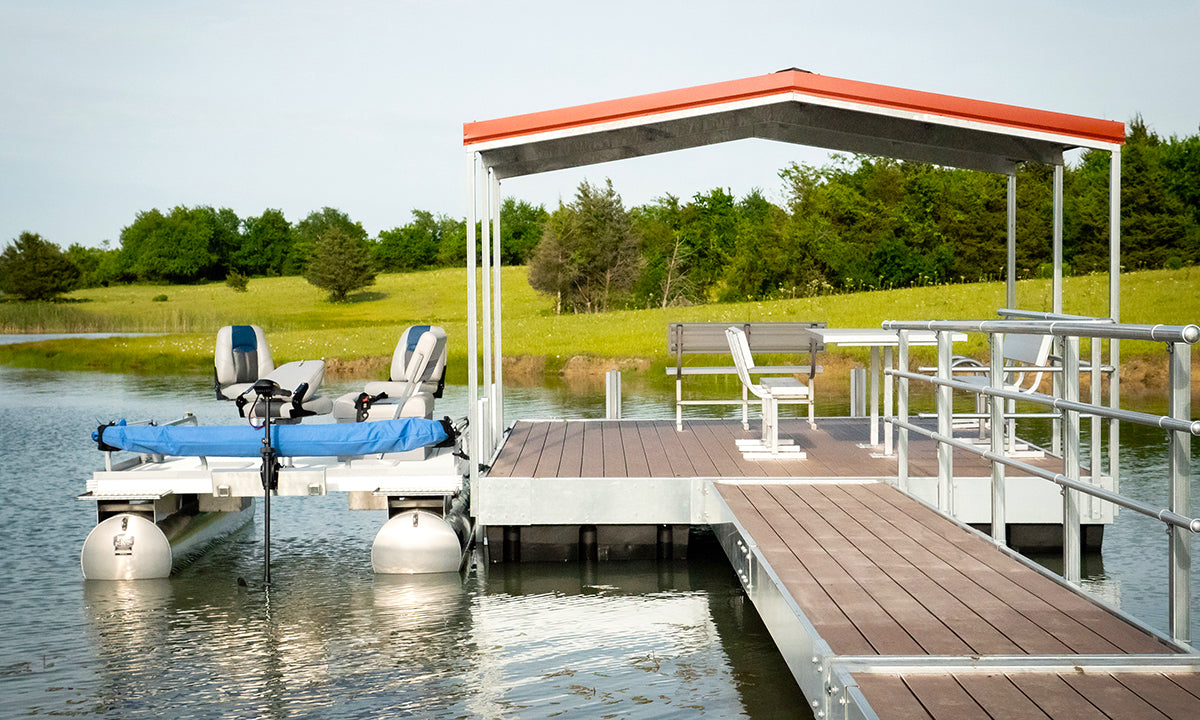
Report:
666,321,825,431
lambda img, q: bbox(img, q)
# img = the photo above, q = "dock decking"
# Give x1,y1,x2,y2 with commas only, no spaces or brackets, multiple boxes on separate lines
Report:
488,417,1020,480
717,481,1195,719
480,417,1199,718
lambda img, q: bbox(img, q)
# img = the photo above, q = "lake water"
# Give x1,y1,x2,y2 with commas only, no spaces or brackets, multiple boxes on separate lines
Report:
0,364,1195,718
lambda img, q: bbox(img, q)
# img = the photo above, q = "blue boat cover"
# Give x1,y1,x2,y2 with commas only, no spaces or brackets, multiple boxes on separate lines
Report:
93,418,449,457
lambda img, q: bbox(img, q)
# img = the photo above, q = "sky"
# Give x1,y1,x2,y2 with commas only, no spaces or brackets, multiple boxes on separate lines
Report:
3,0,1198,250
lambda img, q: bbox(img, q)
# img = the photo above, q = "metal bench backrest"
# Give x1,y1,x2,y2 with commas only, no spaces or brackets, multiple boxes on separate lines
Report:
668,321,826,355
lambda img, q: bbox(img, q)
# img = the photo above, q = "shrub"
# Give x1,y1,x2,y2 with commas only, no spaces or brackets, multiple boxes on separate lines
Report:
152,294,169,302
225,271,249,292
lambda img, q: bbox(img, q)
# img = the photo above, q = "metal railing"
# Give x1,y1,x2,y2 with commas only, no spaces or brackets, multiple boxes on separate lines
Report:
882,315,1199,645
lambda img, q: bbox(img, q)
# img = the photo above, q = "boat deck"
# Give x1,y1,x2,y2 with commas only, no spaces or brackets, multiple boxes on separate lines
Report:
481,418,1199,718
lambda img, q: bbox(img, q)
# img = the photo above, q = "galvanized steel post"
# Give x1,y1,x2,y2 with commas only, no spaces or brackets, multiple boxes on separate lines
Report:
1168,340,1192,644
1053,163,1064,315
897,330,909,493
990,332,1006,545
491,170,504,443
465,152,480,496
936,330,953,513
481,168,492,457
1062,335,1082,584
1007,172,1017,311
1109,147,1122,497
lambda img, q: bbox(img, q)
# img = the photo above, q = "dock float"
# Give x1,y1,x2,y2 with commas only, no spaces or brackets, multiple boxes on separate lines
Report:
479,417,1199,718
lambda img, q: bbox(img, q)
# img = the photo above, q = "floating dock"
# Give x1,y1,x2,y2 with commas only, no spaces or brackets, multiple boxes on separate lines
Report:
479,417,1199,719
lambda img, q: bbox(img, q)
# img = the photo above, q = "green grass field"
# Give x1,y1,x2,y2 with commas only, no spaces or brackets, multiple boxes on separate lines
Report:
1,266,1196,380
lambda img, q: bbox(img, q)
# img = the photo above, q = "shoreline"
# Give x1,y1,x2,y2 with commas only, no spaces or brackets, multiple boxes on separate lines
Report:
323,351,1200,402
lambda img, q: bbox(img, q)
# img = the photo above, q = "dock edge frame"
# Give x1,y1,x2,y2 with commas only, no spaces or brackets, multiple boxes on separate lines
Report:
706,481,878,720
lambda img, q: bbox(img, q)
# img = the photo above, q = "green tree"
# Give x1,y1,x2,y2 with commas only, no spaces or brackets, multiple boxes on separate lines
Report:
289,207,368,276
116,206,231,283
528,179,640,313
679,187,738,298
499,198,549,265
1121,118,1196,269
305,226,377,301
0,232,80,300
375,210,442,271
64,241,119,288
237,208,293,276
631,194,694,308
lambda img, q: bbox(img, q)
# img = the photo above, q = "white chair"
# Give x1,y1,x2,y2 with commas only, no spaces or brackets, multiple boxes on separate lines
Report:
726,326,809,459
953,333,1054,452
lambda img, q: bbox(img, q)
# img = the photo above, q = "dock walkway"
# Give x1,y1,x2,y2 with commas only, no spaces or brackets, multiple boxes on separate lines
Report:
482,418,1199,718
716,481,1196,719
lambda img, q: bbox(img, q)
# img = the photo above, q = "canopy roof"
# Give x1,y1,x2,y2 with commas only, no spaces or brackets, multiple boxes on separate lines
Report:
463,70,1125,177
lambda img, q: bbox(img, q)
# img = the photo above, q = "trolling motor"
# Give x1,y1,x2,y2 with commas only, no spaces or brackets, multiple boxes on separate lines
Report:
249,377,290,586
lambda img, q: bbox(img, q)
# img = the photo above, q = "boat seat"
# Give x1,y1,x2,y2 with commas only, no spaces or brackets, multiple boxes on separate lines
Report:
238,360,334,420
364,325,447,398
214,325,274,400
333,325,447,424
214,325,332,420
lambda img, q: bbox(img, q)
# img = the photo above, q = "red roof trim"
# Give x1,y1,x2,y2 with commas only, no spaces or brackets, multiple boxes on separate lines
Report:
463,71,1125,148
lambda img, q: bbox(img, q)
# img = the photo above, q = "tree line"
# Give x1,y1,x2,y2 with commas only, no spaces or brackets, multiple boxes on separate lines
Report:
529,119,1198,312
2,118,1196,306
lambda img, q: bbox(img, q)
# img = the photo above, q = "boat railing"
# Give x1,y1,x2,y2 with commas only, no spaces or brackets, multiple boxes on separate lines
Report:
102,413,201,471
882,315,1199,645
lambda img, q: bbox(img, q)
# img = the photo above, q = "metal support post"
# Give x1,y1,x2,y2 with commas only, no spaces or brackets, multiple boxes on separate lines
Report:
605,369,622,419
936,330,953,513
884,346,894,456
1062,335,1081,584
990,333,1006,545
491,170,504,443
1090,338,1103,519
480,170,492,459
1052,334,1063,456
870,346,880,446
1167,341,1192,644
897,331,909,493
1007,172,1017,310
465,152,480,497
1109,147,1122,496
1053,163,1064,315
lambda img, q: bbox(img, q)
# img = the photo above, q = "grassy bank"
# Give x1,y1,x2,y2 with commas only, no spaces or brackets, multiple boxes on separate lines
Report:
1,267,1196,383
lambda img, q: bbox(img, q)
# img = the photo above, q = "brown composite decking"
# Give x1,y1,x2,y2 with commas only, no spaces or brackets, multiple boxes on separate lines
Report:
719,482,1197,719
484,417,1200,719
488,417,1046,480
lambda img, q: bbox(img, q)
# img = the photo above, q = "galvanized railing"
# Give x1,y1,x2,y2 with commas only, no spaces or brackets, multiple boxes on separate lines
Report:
882,315,1199,645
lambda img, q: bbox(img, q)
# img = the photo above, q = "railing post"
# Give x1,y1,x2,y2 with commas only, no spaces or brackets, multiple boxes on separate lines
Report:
884,346,894,456
990,332,1006,545
1051,334,1063,456
936,330,953,514
1167,340,1192,644
1062,334,1081,584
897,330,909,493
1090,338,1103,520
